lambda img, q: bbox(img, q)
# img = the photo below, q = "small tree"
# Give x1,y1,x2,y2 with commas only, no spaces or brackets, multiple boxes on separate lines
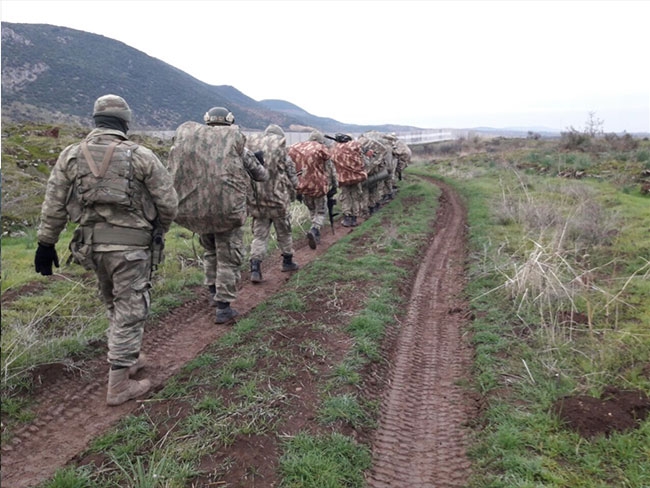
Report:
584,111,604,137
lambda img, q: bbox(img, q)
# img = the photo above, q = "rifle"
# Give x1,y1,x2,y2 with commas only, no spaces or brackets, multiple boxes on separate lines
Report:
151,219,165,273
326,187,338,234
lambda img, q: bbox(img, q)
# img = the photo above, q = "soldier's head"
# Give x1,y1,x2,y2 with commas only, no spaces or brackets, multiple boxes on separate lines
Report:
93,94,132,123
265,124,285,137
204,107,235,126
308,130,325,144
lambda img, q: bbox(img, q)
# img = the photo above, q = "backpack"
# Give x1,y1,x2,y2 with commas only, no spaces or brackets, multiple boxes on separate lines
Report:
245,130,292,217
288,140,330,198
329,140,368,186
168,121,250,234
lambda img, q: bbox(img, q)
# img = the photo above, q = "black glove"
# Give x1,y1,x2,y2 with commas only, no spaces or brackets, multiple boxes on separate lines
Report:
296,193,303,203
327,187,337,199
254,150,265,166
35,242,60,276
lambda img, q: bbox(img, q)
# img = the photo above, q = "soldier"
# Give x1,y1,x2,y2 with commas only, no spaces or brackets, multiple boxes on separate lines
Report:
34,94,179,406
290,130,338,249
327,133,367,228
358,132,389,217
197,107,269,322
246,124,300,282
393,134,412,184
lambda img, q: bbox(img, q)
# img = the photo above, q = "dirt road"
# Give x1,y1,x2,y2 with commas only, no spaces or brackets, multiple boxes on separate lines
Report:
1,179,475,487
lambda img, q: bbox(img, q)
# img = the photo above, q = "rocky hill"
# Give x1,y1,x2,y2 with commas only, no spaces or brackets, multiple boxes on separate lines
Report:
1,22,419,133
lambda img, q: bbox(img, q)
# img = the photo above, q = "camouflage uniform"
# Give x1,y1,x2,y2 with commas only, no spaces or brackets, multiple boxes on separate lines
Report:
379,133,398,202
246,125,299,277
303,131,337,239
358,134,389,216
37,101,178,371
200,146,269,302
393,137,412,181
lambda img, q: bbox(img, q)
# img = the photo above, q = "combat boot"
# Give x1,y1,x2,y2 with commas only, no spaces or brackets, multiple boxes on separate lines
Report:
128,352,147,377
351,216,358,227
281,253,299,272
342,215,353,227
208,284,218,307
215,301,239,324
250,259,262,283
307,227,318,249
106,367,151,406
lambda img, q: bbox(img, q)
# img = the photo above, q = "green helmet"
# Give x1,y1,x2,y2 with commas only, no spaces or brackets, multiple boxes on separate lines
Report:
92,94,132,122
204,106,235,126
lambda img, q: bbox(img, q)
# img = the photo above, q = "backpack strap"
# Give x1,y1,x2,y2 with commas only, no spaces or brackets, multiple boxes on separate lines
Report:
79,140,119,178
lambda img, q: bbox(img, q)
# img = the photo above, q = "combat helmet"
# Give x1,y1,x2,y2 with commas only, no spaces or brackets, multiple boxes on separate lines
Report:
204,107,235,126
93,94,132,122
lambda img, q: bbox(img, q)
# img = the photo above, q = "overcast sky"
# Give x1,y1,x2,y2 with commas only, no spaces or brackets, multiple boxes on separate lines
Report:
2,0,649,133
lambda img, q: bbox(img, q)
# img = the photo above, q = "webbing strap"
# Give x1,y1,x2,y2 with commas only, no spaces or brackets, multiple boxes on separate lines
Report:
80,141,119,178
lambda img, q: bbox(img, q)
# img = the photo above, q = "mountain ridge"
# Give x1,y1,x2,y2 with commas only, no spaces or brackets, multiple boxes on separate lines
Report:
1,21,421,133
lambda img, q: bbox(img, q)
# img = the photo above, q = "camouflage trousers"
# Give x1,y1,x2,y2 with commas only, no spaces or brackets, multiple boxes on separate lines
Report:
199,227,244,303
250,213,294,261
362,181,382,211
94,249,152,368
339,183,364,217
303,194,327,230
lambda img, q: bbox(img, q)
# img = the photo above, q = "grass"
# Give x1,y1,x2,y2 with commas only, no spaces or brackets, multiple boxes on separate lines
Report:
3,124,649,486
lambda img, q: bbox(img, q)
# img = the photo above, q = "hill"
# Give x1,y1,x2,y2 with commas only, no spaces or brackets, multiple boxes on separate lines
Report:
1,22,421,133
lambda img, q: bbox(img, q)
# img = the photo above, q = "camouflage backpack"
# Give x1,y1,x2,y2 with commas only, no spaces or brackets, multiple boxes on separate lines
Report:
246,127,292,218
329,140,368,186
168,121,250,234
288,140,330,198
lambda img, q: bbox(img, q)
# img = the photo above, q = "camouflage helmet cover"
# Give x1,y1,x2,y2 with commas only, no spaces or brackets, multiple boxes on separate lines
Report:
204,106,235,126
93,94,132,122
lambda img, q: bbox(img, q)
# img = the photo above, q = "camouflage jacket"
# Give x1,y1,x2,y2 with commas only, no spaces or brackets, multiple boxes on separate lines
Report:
246,125,297,218
37,128,179,250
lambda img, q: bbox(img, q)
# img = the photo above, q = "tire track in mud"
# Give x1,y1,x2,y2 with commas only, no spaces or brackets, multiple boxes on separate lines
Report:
367,181,474,487
0,233,337,488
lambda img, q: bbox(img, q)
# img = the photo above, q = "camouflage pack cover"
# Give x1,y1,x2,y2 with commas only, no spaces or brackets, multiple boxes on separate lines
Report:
288,140,331,198
168,121,250,234
329,140,368,186
245,128,292,218
357,135,388,175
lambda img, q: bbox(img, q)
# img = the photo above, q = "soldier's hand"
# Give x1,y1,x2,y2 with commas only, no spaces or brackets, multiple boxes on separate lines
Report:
296,193,303,203
35,242,60,276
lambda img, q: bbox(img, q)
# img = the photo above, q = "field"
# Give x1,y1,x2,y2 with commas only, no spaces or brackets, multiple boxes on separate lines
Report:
1,124,650,487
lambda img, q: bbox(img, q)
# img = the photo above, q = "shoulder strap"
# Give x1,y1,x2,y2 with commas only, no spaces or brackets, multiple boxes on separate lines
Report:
80,140,119,178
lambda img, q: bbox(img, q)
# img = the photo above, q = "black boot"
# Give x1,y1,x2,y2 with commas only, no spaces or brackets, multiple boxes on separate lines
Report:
208,284,217,307
351,216,358,227
250,259,262,283
342,215,353,227
215,301,239,324
281,253,299,272
307,227,320,249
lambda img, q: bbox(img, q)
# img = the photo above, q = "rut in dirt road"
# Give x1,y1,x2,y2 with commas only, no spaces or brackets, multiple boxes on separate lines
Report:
367,181,474,487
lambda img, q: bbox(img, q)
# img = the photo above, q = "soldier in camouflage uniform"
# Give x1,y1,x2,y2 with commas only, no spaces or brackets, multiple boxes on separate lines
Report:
246,124,300,282
379,132,398,203
296,130,338,249
199,107,269,323
34,94,179,406
358,133,389,216
393,135,412,183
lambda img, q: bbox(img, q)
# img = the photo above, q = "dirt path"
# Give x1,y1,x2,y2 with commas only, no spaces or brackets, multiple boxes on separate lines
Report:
367,181,475,487
1,180,475,488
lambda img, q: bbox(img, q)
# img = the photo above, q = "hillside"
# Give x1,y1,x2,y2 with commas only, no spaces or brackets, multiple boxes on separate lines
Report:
1,22,420,133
